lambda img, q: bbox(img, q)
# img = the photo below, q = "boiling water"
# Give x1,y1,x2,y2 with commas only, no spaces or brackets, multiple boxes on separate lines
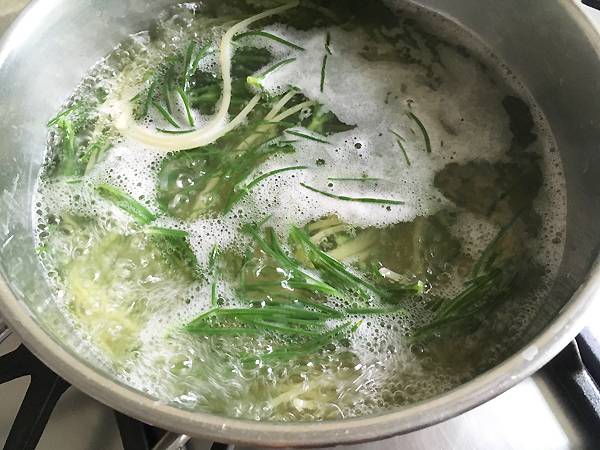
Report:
33,0,566,421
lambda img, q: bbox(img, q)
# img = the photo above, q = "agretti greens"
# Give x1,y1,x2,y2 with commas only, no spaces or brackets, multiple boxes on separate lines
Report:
36,0,555,421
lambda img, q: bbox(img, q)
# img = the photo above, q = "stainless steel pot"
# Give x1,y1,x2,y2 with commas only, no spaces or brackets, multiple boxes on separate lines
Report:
0,0,599,447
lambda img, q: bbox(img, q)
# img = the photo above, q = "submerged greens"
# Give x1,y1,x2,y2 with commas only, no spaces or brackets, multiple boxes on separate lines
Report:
43,215,199,360
47,100,114,178
155,89,354,219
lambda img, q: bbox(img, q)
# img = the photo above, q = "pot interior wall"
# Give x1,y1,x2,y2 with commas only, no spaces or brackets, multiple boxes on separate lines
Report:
0,0,598,422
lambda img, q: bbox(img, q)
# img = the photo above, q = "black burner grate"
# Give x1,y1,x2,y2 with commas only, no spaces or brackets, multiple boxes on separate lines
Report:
0,344,211,450
583,0,600,10
0,345,69,450
114,411,166,450
543,333,600,443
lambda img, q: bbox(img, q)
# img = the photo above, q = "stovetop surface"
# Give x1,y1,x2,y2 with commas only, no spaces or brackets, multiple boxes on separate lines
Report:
1,1,599,449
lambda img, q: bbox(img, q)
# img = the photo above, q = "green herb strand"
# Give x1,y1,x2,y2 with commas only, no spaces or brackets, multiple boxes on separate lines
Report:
320,54,328,93
242,319,323,337
53,117,80,177
413,270,510,339
242,224,341,297
389,130,410,165
57,119,76,161
248,321,357,363
407,112,431,153
257,120,298,128
145,227,189,238
156,128,196,134
135,80,157,120
285,130,330,144
233,31,305,51
163,71,174,114
389,129,405,141
152,101,181,129
198,307,329,322
245,165,307,192
471,211,523,278
185,307,219,330
396,139,411,166
290,226,384,299
190,43,212,75
412,212,523,340
209,245,220,307
96,183,157,225
247,58,297,88
83,136,113,176
345,307,407,315
47,102,81,127
183,42,196,91
328,177,381,182
295,298,344,318
227,166,307,212
176,86,195,127
300,183,405,206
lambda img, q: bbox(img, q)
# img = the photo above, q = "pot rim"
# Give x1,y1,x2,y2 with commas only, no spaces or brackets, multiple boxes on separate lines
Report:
0,0,599,447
